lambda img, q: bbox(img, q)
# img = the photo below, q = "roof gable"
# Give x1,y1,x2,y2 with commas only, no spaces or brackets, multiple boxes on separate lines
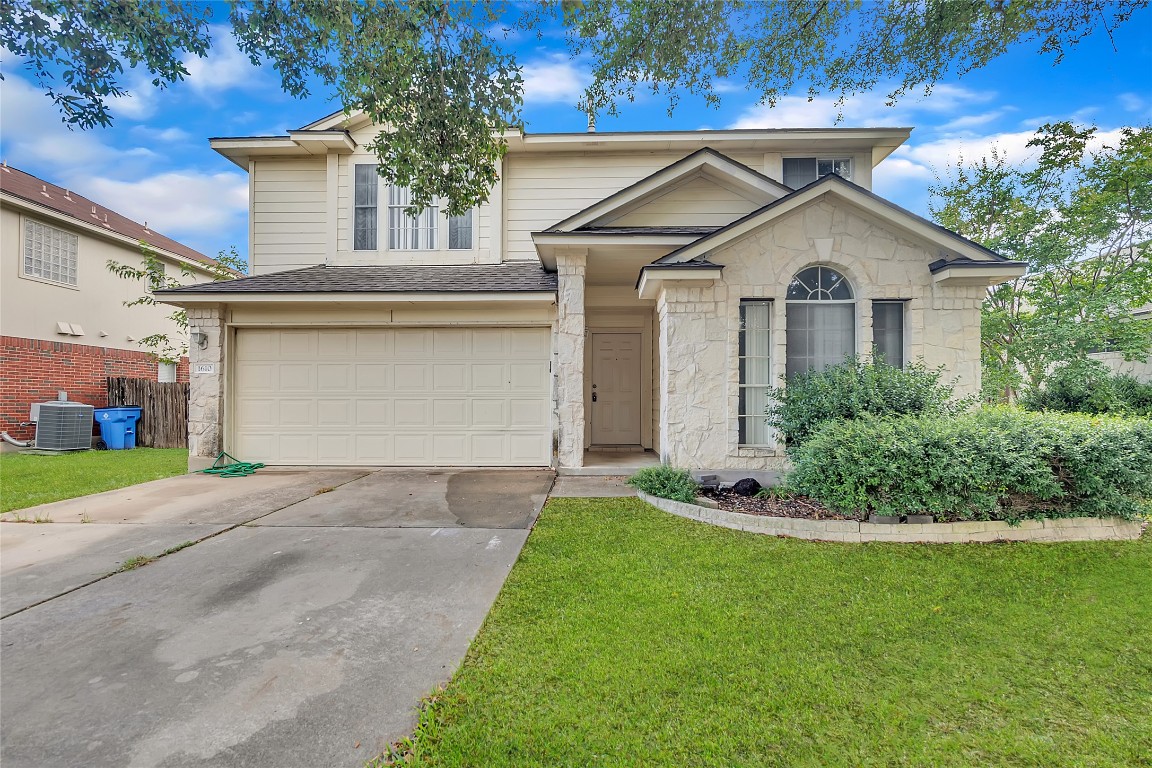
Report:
655,173,1010,266
546,148,792,233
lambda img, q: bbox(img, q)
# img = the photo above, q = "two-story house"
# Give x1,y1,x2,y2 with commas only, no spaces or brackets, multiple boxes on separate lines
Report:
160,111,1024,472
1,164,224,442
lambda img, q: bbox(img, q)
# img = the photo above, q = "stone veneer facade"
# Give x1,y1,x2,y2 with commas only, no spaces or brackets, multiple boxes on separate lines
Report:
656,199,985,471
555,251,587,468
186,306,225,470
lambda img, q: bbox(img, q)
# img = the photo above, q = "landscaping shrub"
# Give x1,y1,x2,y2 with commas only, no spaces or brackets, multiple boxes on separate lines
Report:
1021,359,1152,416
787,408,1152,522
627,466,699,503
767,358,968,446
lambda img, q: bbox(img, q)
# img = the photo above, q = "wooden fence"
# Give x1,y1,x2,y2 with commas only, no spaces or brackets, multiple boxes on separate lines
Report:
106,377,189,448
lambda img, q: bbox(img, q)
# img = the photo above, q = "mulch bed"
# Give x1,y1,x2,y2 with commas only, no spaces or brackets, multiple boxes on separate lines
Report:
700,489,863,521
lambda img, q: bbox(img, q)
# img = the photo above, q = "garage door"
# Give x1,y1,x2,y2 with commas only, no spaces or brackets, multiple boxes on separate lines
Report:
233,327,552,466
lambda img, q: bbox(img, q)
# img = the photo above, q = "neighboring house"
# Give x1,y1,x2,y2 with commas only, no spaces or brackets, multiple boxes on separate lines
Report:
0,164,222,442
160,112,1025,472
1090,303,1152,382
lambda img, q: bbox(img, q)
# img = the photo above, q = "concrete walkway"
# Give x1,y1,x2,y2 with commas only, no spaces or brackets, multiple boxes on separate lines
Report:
0,468,553,768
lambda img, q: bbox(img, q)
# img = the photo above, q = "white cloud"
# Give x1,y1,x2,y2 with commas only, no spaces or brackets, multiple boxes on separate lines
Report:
937,109,1013,132
519,54,590,105
82,171,247,236
130,125,192,143
180,26,265,96
727,84,999,129
1119,92,1146,112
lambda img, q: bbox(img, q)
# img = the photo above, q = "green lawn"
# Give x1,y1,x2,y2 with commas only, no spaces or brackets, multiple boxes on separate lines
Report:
389,498,1152,767
0,448,188,513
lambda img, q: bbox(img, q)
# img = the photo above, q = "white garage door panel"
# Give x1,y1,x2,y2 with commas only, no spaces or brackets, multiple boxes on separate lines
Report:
233,327,552,466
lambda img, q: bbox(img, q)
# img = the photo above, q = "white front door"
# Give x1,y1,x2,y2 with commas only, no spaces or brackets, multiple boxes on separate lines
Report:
590,332,642,445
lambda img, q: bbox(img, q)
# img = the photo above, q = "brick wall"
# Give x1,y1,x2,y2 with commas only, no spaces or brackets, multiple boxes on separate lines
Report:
0,336,189,441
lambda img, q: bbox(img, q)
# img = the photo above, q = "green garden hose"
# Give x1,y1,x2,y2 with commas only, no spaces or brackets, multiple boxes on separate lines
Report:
200,451,265,477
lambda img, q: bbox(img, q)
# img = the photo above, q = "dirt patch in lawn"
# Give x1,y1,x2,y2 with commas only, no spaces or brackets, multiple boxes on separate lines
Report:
700,489,862,521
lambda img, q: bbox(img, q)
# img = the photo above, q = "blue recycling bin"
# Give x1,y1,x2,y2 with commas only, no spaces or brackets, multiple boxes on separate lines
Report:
93,406,142,450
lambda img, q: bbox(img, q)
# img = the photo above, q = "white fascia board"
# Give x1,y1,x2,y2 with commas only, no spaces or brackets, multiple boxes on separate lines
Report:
158,291,558,307
637,267,723,299
932,263,1027,286
1,193,218,275
286,131,358,154
512,128,911,153
209,137,301,168
663,182,1002,265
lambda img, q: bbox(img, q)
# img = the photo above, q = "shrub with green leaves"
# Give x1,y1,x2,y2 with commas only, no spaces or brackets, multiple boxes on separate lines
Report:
1022,359,1152,416
767,358,968,446
787,408,1152,522
627,466,699,504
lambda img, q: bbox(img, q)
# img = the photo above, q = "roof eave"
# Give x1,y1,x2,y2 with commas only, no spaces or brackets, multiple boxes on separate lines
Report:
156,290,558,307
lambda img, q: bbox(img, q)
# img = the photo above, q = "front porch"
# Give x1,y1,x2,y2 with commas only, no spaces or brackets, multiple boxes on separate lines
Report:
560,448,661,477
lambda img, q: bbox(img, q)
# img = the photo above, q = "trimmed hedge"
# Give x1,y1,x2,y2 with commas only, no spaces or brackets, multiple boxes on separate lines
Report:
788,409,1152,522
627,466,699,504
768,358,969,446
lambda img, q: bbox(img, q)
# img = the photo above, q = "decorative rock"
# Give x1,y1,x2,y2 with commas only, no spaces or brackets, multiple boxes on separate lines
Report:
732,478,762,497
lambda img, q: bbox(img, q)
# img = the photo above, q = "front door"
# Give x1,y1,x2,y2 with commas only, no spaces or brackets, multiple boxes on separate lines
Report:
590,333,642,445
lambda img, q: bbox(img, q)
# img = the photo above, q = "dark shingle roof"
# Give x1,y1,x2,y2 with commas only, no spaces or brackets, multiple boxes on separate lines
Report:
156,262,557,295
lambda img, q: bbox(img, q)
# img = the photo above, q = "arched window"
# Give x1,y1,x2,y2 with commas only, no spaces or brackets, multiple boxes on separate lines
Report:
786,266,855,378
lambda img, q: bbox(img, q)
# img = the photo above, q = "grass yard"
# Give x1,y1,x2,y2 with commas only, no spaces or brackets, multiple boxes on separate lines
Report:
0,448,188,513
388,498,1152,767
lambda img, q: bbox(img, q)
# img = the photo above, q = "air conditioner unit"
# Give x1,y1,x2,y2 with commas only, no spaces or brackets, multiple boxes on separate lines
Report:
34,402,94,451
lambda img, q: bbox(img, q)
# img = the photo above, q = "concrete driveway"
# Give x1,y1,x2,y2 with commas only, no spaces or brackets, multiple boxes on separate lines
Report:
0,467,553,768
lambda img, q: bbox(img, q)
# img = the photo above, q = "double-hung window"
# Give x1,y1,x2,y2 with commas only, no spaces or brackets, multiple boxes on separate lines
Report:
782,157,853,189
24,219,78,286
388,184,438,250
353,163,474,251
353,164,379,250
872,300,906,367
738,300,773,446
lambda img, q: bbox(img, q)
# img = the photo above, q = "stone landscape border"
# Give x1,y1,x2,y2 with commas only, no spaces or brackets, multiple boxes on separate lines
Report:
636,491,1146,543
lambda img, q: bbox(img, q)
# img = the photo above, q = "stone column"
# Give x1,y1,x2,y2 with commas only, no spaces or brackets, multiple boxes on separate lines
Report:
555,250,587,468
186,305,225,471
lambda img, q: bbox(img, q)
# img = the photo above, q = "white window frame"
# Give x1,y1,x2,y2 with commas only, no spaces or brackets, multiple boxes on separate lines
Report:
350,162,477,253
782,156,854,188
22,218,79,288
738,299,773,447
158,361,177,383
785,266,857,379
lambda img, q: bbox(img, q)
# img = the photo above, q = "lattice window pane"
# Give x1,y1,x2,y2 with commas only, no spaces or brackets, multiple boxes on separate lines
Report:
23,219,78,286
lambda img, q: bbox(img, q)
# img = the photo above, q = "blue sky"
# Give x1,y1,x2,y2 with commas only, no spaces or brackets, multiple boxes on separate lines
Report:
1,6,1149,264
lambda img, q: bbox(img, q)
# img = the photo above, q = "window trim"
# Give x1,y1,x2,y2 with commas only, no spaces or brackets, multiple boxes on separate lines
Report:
738,298,774,448
871,299,908,369
784,266,858,379
782,156,854,188
349,161,477,253
21,217,80,290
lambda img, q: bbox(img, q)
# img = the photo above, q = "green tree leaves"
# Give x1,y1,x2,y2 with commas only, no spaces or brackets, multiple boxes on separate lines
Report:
931,122,1152,402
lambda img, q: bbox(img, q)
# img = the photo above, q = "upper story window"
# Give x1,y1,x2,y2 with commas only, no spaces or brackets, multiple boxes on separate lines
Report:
353,163,475,251
24,219,78,286
785,266,855,378
782,157,853,189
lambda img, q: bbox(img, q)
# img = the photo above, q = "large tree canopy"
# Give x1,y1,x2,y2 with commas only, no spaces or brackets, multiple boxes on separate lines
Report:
930,122,1152,401
2,0,1147,211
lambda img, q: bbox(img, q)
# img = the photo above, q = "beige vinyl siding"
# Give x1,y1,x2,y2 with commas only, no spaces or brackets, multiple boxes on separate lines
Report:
608,176,761,227
502,151,766,262
252,158,327,275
